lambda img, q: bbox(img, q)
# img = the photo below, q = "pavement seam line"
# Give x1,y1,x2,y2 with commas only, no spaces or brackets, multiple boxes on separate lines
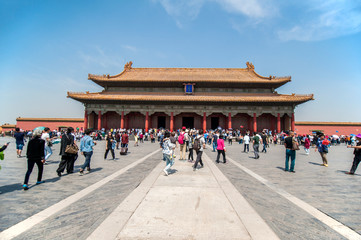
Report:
0,148,162,240
203,152,280,240
86,161,164,240
227,156,361,240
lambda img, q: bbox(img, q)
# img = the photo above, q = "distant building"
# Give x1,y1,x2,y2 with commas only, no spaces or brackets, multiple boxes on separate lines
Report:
16,118,84,131
68,61,314,133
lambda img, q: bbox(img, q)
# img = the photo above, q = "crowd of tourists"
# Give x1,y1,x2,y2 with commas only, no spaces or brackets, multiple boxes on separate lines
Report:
1,125,360,191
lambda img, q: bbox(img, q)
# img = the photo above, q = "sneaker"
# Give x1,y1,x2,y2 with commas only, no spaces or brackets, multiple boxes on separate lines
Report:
345,172,354,175
324,164,328,167
290,170,296,173
36,181,45,185
79,170,84,176
57,171,61,177
199,165,204,169
216,161,220,164
163,169,168,176
23,184,29,190
193,168,197,171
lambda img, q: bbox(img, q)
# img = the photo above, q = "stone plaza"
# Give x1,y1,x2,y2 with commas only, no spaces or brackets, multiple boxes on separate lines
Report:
0,137,360,240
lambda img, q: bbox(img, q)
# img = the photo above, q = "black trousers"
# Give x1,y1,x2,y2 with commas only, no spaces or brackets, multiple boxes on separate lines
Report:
216,150,226,163
57,155,75,174
193,151,203,169
104,148,115,159
350,155,361,174
24,158,43,184
244,144,249,152
188,148,194,161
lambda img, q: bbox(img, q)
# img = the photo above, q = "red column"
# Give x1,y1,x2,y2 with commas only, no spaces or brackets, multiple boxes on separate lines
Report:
120,111,124,129
84,110,88,130
291,113,295,132
253,113,257,133
170,112,174,132
145,112,149,132
228,113,232,129
97,111,101,130
203,112,206,132
277,113,281,133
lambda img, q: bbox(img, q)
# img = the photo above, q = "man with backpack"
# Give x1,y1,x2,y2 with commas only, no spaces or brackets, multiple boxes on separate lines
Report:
252,132,262,159
178,127,186,161
193,130,206,171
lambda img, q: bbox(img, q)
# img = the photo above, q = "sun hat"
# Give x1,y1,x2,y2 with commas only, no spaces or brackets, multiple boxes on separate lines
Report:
182,126,186,130
33,129,43,137
356,134,361,139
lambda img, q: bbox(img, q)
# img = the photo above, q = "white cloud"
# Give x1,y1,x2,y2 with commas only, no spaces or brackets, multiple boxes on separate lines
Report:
278,1,361,41
122,45,138,52
214,0,274,18
153,0,274,28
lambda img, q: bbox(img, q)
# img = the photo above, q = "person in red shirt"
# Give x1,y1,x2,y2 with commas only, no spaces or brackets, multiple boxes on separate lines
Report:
121,131,129,148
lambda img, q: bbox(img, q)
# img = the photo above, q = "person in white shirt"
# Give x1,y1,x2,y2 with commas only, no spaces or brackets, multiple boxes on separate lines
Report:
243,133,250,152
41,127,52,164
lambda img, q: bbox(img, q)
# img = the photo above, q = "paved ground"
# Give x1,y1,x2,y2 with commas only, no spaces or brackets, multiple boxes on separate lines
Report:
0,136,360,240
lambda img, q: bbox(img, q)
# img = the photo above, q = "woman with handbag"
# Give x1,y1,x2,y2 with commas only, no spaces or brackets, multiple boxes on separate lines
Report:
56,127,77,176
104,131,115,160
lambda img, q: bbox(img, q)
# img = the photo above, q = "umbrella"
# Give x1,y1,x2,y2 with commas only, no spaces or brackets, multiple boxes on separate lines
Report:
332,135,339,139
350,134,356,136
51,139,61,144
33,126,45,131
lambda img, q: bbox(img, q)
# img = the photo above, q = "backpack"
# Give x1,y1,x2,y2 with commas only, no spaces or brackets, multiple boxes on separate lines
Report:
193,138,201,151
178,133,185,144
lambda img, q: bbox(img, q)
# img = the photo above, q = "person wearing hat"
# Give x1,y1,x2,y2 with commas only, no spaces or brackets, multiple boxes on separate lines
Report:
346,134,361,175
23,129,45,190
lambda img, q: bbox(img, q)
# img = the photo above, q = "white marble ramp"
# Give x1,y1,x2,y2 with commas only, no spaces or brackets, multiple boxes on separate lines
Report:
88,150,279,240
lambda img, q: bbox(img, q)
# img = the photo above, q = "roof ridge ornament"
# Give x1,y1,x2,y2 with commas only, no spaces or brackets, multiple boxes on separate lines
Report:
124,61,133,70
246,62,254,71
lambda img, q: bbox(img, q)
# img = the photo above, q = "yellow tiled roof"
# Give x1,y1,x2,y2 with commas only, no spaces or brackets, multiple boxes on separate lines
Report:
68,91,314,104
87,62,291,84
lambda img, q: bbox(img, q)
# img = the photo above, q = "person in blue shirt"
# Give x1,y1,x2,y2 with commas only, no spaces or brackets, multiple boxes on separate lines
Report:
315,133,329,167
14,128,25,158
79,129,97,175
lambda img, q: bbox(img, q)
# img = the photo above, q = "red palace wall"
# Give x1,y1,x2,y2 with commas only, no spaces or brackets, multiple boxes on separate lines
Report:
295,124,361,136
16,119,84,131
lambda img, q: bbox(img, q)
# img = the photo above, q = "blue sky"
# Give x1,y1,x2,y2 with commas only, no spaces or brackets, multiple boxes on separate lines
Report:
1,0,360,124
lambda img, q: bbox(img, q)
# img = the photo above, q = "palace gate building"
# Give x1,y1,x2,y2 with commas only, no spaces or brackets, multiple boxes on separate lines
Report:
68,61,313,133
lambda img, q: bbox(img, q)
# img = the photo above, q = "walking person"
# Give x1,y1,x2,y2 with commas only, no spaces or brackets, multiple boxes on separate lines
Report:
121,131,129,148
315,133,329,167
41,127,53,164
162,131,175,176
79,129,97,175
14,127,25,157
104,132,115,160
243,133,250,153
193,130,206,171
304,135,310,155
261,132,268,153
188,133,194,162
23,129,45,190
284,131,298,173
345,134,361,175
216,134,226,163
211,131,218,152
252,132,262,159
178,127,186,160
57,127,77,176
